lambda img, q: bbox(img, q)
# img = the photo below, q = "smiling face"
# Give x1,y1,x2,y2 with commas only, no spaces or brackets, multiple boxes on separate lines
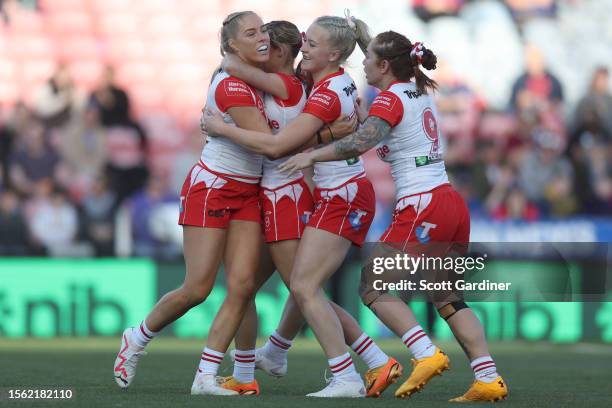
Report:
228,13,270,64
299,24,338,75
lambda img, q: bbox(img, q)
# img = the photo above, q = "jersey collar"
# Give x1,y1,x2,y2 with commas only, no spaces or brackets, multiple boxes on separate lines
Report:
385,79,410,91
313,68,345,88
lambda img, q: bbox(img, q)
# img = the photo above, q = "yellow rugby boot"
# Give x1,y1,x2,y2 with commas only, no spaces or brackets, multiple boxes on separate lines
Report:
364,357,403,398
449,376,508,402
394,348,449,398
218,376,260,396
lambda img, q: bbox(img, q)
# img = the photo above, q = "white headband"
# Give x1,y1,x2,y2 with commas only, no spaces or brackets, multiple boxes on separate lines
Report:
344,8,357,32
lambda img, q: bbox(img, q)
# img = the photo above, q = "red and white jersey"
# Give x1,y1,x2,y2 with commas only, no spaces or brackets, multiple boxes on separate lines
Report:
303,69,365,189
202,71,265,183
368,81,448,199
261,73,307,189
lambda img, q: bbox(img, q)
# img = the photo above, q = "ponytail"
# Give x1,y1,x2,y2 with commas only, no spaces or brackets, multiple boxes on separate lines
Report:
371,31,438,94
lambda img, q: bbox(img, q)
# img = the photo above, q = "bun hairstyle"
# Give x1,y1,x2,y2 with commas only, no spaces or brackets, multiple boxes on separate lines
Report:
220,10,256,56
313,9,371,65
372,31,438,94
264,20,302,59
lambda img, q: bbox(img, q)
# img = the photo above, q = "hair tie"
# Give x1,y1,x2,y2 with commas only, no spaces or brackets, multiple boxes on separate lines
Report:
410,41,424,65
344,8,357,32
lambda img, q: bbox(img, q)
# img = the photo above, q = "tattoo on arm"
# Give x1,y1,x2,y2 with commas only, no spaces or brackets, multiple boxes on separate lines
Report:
333,116,391,160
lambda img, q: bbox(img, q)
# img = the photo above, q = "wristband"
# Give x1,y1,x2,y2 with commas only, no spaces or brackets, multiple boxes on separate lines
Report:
327,125,335,141
316,130,323,145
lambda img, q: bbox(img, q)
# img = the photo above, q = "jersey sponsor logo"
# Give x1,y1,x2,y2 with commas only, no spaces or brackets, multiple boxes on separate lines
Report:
301,211,312,225
371,94,397,112
403,89,424,99
415,221,436,243
207,209,227,218
224,80,251,96
342,82,357,96
308,91,337,111
376,144,390,159
349,209,367,230
422,108,440,156
422,108,438,141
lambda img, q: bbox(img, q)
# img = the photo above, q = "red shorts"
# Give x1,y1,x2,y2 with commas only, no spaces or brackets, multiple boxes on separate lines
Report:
261,177,314,243
308,176,375,247
178,162,261,228
380,184,470,250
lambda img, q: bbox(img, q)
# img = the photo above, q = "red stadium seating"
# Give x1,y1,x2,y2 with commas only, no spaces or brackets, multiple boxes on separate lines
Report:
47,11,93,35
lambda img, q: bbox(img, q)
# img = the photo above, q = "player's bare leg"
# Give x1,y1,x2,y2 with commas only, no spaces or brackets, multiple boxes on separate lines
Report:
192,220,261,396
222,245,275,395
290,227,365,397
360,244,447,398
436,303,507,402
114,226,227,388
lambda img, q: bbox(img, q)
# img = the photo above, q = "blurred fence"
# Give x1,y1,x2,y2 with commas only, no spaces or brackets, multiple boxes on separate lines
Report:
1,256,610,343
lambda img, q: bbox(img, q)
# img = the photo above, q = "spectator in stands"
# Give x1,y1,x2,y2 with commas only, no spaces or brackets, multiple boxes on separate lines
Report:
82,175,117,256
28,186,80,256
412,0,465,22
517,128,576,214
490,185,540,222
56,103,107,200
0,189,29,255
8,120,60,197
434,59,483,167
33,64,80,128
0,107,15,188
566,66,612,214
126,175,179,258
104,125,149,206
89,66,131,127
504,0,557,24
571,67,612,142
510,45,563,115
170,123,203,195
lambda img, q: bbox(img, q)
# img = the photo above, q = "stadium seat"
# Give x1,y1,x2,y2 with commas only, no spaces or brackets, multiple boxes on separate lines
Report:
10,34,56,59
0,60,18,82
0,82,20,105
147,37,194,61
98,13,141,36
39,0,87,12
69,60,104,89
20,58,57,84
115,61,158,86
89,0,133,13
158,63,206,86
144,14,184,36
105,36,148,62
55,36,101,60
47,11,93,35
5,8,45,34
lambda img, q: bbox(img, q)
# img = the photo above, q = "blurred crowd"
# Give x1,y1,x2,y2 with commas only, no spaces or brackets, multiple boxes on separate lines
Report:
0,0,610,258
435,47,612,221
0,65,191,257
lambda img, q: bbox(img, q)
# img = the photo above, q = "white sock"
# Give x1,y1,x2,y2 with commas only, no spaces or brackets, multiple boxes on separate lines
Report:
329,352,359,381
401,325,435,359
350,333,388,369
131,321,158,349
262,330,292,361
471,356,498,383
198,347,224,376
232,349,255,383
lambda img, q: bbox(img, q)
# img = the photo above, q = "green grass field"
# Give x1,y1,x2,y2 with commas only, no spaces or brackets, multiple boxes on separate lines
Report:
0,338,610,407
